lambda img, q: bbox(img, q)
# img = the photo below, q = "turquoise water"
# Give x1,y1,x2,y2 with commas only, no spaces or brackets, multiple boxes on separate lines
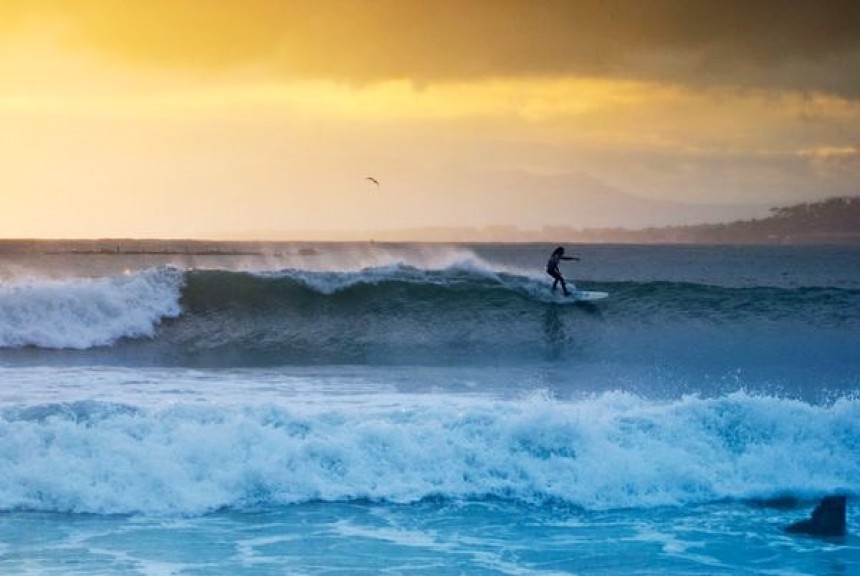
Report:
4,500,858,575
0,242,858,574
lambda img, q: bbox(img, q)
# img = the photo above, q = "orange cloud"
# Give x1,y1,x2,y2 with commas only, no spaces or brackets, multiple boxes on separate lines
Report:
4,0,859,95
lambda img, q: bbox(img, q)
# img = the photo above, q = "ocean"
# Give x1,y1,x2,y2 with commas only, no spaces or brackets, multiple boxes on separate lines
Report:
0,241,858,575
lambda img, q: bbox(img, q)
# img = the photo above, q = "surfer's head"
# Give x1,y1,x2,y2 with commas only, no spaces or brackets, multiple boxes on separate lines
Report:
553,246,564,256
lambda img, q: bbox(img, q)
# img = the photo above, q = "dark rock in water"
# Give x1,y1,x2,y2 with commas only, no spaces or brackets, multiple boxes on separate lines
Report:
785,495,847,537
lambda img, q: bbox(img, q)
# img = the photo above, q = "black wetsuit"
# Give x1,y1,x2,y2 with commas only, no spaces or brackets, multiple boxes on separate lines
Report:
546,253,570,295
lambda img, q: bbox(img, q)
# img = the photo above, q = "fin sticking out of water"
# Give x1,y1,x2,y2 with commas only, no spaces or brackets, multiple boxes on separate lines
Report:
785,495,847,537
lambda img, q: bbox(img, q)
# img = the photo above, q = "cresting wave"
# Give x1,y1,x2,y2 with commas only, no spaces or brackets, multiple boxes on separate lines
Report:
0,267,183,349
1,391,857,515
0,265,857,360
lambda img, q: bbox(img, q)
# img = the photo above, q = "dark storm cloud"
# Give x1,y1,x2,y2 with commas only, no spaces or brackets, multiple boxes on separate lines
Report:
16,0,860,96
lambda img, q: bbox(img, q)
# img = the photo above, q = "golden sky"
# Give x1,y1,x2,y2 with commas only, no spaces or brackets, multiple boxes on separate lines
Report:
1,0,858,238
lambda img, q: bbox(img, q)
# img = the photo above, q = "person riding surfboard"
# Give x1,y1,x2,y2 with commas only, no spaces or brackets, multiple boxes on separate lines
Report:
546,246,579,296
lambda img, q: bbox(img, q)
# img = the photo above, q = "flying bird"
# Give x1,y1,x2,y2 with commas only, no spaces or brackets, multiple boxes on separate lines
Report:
365,177,380,187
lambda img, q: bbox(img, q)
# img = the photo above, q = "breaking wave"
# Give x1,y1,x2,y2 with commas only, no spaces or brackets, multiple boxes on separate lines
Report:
0,391,856,515
0,267,183,349
0,264,857,371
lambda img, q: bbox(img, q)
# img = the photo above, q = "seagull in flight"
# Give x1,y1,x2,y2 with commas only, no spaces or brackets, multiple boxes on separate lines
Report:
365,176,380,187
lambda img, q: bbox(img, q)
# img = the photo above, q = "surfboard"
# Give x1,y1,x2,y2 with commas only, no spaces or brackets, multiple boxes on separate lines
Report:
570,290,609,302
548,290,609,303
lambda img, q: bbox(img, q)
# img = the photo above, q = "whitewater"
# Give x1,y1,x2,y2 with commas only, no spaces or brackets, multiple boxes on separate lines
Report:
1,241,858,575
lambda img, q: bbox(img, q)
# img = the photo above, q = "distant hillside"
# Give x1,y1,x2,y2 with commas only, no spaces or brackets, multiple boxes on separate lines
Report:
6,197,853,245
557,196,860,245
352,196,860,244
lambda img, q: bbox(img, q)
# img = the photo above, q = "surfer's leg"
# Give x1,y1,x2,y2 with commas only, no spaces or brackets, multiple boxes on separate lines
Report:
550,270,570,296
560,278,571,296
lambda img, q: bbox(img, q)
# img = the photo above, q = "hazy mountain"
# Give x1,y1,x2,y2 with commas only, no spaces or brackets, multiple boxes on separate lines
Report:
444,169,769,230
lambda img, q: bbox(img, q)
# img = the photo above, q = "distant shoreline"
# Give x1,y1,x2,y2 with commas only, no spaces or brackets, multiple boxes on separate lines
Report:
43,250,267,256
1,197,857,247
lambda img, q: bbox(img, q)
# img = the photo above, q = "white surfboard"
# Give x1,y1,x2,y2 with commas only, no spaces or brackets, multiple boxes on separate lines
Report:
551,290,609,303
571,290,609,301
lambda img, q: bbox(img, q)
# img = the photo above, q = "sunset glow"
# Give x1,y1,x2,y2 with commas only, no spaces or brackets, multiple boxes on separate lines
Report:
1,0,857,238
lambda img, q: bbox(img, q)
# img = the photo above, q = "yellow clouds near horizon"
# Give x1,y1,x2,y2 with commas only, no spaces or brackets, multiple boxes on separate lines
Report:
0,1,857,238
2,0,856,138
2,36,853,158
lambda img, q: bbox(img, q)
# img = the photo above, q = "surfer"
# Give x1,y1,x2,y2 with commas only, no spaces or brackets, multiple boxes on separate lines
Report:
546,246,579,296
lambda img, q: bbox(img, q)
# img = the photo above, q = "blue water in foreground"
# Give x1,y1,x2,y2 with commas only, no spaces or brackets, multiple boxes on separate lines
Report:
0,242,858,574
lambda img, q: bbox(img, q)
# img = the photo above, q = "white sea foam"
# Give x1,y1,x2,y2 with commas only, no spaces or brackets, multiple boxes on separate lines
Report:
259,246,505,295
0,390,856,515
0,267,184,349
